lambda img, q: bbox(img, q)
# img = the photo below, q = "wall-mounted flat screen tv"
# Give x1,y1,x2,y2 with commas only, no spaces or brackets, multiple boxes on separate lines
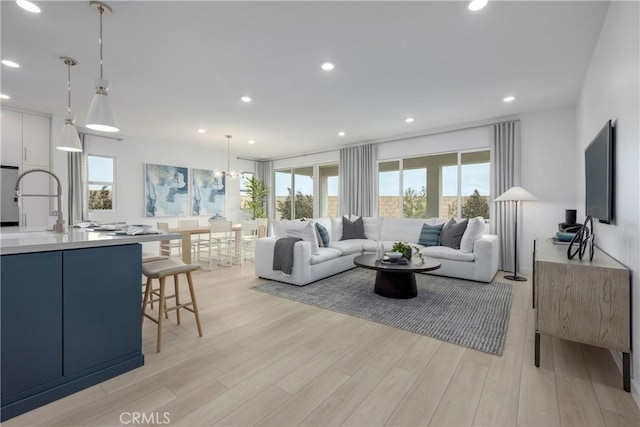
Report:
585,120,614,224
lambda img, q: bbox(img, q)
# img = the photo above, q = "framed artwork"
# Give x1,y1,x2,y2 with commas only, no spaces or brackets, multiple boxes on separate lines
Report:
191,168,225,217
145,163,189,217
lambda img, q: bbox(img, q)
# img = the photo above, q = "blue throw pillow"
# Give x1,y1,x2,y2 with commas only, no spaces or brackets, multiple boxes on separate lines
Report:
418,223,445,247
316,222,330,247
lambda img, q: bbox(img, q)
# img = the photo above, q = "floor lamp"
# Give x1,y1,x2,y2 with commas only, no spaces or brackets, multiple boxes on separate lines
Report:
495,186,537,281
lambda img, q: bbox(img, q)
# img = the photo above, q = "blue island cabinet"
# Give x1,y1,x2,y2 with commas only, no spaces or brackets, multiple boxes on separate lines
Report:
1,244,144,421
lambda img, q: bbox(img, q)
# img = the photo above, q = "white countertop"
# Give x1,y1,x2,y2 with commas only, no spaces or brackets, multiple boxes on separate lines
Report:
0,228,182,255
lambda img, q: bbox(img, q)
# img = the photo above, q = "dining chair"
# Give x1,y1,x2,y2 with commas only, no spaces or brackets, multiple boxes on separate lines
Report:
200,219,233,270
256,218,269,238
177,219,209,260
156,222,181,258
239,220,258,261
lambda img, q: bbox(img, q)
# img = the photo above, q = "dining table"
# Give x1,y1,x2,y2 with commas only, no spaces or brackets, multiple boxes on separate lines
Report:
169,224,242,264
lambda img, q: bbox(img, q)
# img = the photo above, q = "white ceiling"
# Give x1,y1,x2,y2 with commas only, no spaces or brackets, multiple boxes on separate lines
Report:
1,1,609,159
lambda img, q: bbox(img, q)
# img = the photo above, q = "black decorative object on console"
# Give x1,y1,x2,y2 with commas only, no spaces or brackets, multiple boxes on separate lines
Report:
568,216,595,261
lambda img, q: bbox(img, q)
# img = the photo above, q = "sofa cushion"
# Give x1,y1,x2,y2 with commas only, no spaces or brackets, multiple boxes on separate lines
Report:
315,222,330,247
341,216,366,240
315,217,333,241
273,220,320,255
328,240,365,255
380,218,425,243
460,216,485,253
421,246,475,262
310,247,342,265
349,216,383,240
330,217,343,241
418,223,445,247
440,218,468,250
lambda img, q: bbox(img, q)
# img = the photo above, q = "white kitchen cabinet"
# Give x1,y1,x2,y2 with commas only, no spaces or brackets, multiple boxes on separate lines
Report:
0,109,52,229
22,113,50,166
1,110,23,167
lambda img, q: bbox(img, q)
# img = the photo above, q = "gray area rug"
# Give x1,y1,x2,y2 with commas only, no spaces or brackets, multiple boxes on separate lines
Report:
252,268,513,355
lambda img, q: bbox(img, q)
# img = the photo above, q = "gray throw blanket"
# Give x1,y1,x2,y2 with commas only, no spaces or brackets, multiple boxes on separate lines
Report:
273,237,302,274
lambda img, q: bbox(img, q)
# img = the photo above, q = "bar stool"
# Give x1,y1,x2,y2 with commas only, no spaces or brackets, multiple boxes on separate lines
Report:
142,259,203,352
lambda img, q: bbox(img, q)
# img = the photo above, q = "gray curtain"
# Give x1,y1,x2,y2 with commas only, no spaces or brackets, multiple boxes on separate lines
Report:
67,134,87,225
339,144,376,217
255,160,273,234
490,121,521,271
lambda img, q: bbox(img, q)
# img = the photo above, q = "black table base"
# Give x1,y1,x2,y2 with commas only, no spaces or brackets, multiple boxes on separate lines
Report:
374,271,417,299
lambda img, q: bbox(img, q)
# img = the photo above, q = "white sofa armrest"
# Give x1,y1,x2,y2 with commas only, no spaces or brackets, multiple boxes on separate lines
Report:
255,237,313,285
473,234,500,282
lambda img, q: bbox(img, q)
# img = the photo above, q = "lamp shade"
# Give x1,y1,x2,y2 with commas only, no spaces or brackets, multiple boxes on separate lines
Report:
494,186,537,202
86,79,119,132
57,121,83,152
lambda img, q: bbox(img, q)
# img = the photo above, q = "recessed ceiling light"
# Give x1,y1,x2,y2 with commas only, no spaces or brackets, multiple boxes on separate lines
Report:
240,96,252,103
468,0,488,12
405,117,415,123
1,59,20,68
197,128,206,134
0,94,10,100
503,96,515,102
16,0,40,13
321,62,335,71
338,131,346,137
248,140,255,144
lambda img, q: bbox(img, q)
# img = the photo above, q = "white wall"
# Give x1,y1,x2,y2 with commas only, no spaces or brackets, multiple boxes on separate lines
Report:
51,124,254,252
575,1,640,400
519,107,577,272
377,126,491,161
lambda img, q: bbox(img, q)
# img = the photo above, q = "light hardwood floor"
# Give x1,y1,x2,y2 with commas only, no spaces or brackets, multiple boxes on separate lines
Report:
5,263,640,426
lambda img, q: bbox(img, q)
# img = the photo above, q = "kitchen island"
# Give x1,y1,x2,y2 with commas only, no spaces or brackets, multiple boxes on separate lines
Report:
0,229,181,421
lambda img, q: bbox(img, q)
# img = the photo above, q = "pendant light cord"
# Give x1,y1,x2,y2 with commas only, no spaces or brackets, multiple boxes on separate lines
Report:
67,62,72,115
226,135,231,173
98,4,104,79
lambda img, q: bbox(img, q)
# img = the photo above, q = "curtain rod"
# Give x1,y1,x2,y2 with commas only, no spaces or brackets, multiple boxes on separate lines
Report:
254,118,520,163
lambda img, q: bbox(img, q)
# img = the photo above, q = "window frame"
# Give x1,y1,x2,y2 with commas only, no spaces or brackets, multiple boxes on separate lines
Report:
87,154,116,212
377,147,491,221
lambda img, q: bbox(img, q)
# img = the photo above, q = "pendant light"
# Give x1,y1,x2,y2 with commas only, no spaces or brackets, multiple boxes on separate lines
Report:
86,1,119,132
225,134,239,180
57,57,82,152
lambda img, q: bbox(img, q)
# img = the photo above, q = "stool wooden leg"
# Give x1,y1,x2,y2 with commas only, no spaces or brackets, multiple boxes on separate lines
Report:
157,277,166,352
186,271,203,337
173,274,181,325
142,277,152,323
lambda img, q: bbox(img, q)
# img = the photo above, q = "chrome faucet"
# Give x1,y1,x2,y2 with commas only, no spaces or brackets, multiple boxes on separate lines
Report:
14,168,65,233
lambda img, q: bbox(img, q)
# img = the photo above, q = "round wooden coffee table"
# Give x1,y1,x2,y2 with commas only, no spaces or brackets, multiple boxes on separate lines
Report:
353,253,441,299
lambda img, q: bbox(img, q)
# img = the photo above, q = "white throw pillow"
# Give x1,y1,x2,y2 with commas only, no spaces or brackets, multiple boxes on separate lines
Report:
330,217,344,241
279,220,320,255
362,217,383,240
460,216,485,253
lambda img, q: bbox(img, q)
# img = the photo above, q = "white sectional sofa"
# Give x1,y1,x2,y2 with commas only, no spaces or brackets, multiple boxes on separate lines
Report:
255,216,499,286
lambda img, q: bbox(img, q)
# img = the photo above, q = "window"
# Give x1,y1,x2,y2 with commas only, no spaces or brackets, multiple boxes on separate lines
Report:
319,164,339,217
87,155,115,210
240,171,254,209
275,167,315,220
460,151,490,220
293,167,314,219
274,169,292,220
378,150,490,220
378,161,400,218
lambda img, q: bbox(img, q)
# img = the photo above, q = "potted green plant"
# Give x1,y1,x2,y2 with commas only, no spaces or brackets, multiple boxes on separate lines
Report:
391,241,425,264
242,176,269,220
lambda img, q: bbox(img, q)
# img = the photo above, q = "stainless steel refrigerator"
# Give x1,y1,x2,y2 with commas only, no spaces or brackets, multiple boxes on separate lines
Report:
1,166,19,226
